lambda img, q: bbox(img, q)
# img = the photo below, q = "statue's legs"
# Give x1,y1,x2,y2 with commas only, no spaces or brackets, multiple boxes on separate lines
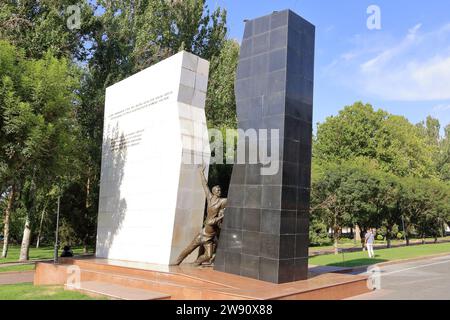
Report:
194,241,214,265
208,242,217,264
174,234,202,265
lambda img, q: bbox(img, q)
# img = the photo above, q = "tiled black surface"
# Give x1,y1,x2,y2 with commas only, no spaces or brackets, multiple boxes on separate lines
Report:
270,27,288,50
279,235,296,259
259,257,279,283
278,259,296,283
260,209,281,234
242,231,261,256
225,251,241,274
243,208,261,232
295,233,309,257
223,207,243,229
294,257,309,281
240,254,260,278
260,233,280,259
245,164,262,185
214,9,314,284
271,10,289,29
262,185,282,209
296,216,309,234
225,229,243,253
280,210,297,234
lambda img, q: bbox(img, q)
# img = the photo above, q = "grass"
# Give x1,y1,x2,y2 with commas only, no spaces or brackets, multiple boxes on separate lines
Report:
0,283,96,300
310,236,450,252
0,264,35,273
0,245,91,264
309,242,450,268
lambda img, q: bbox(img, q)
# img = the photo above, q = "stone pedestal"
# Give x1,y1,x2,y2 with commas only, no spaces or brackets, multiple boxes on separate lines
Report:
214,10,315,284
96,51,211,265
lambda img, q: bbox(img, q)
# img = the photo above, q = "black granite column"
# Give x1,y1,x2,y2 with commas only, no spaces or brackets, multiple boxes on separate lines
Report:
213,10,315,284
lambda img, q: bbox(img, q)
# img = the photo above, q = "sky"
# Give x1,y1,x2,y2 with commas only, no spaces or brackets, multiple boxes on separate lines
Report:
206,0,450,134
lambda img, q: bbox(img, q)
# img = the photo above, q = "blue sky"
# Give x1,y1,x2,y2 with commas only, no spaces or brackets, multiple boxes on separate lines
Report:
207,0,450,133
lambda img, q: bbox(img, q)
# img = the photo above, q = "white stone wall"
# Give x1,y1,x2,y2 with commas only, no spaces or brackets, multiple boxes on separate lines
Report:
96,51,210,265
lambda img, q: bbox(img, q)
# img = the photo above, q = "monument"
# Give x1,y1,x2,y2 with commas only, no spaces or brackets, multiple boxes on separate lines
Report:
34,11,370,300
95,51,211,265
213,10,315,283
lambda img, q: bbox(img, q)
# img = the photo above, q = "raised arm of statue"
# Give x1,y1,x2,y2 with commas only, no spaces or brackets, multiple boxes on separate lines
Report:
199,164,212,201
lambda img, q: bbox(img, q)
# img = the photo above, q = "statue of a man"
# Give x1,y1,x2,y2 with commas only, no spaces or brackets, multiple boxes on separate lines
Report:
173,164,227,266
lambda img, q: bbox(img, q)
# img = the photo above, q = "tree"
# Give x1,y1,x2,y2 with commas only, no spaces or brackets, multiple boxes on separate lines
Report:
337,159,380,248
369,172,401,248
377,115,436,178
0,40,79,259
314,102,436,178
413,179,450,243
314,102,386,164
417,116,441,146
0,41,27,257
311,162,355,254
399,177,442,244
0,0,94,60
206,39,239,129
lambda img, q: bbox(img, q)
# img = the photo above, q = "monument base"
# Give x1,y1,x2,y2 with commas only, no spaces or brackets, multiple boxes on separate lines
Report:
34,258,370,300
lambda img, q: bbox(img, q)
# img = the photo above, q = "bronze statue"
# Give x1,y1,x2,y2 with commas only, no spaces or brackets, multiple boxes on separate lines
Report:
173,164,227,266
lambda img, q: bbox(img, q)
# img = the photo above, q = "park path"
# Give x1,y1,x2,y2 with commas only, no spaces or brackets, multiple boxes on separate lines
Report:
0,271,34,285
348,254,450,300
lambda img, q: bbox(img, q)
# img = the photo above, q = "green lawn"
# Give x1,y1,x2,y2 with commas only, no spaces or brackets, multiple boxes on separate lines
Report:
0,264,35,273
0,245,91,264
309,242,450,268
310,236,450,252
0,283,96,300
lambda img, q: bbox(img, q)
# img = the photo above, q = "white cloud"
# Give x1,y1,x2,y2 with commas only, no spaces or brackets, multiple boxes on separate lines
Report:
324,25,335,33
325,23,450,101
433,104,450,112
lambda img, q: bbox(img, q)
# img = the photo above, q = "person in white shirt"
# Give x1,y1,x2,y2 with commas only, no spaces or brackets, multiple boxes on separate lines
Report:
365,229,376,258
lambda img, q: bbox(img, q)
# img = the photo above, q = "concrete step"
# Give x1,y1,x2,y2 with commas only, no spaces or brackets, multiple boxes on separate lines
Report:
65,281,171,300
68,259,210,286
75,267,216,299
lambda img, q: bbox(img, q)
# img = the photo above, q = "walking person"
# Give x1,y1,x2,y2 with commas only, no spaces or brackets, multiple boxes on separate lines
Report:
365,229,376,258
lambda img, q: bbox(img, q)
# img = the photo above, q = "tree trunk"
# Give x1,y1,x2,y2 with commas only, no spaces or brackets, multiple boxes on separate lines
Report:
1,185,15,258
405,223,410,246
434,237,438,244
354,225,361,243
86,175,91,209
83,174,91,255
83,234,89,254
333,227,340,255
359,229,366,249
19,216,31,262
36,206,46,249
386,226,392,248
